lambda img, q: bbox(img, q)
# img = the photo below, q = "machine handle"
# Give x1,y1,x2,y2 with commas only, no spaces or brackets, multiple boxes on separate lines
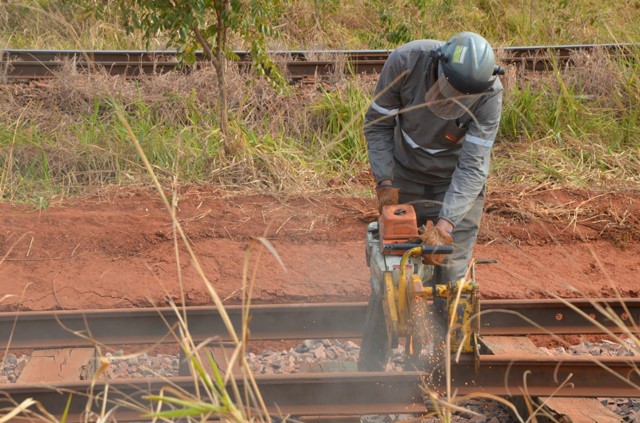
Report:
383,243,454,254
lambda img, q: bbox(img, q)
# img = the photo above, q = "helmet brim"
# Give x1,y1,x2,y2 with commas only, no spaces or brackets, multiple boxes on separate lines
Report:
425,73,482,120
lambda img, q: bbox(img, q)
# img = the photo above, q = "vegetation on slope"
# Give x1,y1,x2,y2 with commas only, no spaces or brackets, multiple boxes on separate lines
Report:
3,0,640,50
1,0,639,204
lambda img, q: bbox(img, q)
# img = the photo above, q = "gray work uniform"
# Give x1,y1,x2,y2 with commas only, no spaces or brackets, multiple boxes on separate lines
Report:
364,39,503,284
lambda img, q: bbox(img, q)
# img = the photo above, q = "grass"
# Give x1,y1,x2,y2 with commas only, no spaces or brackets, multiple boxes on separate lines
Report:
0,63,374,202
3,1,640,50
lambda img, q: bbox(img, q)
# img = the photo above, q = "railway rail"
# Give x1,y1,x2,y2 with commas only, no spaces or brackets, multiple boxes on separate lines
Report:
4,355,640,420
0,298,638,349
0,298,639,421
1,43,637,82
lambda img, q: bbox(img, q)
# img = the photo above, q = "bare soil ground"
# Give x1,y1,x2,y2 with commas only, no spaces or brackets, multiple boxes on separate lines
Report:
1,185,639,311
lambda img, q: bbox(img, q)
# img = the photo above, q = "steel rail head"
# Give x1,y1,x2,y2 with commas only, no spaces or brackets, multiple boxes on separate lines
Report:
0,298,639,349
2,43,638,81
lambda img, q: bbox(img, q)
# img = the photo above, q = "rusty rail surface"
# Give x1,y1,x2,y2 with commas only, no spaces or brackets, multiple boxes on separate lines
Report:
1,43,637,81
2,355,640,421
0,298,638,349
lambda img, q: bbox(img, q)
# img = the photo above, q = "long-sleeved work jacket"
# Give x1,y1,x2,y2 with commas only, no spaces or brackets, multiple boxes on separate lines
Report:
364,39,503,227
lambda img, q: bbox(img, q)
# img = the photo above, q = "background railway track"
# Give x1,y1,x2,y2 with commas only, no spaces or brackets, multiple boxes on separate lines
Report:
1,43,637,82
1,298,639,421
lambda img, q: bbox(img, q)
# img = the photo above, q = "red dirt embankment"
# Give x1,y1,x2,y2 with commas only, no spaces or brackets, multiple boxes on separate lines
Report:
1,186,639,311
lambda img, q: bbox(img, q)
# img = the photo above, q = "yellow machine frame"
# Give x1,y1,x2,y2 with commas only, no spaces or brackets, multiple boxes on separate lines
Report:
383,246,480,357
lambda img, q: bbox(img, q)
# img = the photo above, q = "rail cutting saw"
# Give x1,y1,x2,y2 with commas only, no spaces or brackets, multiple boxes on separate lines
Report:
358,203,481,371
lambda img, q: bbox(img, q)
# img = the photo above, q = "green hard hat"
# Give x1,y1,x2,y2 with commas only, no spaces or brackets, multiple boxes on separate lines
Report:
438,32,498,94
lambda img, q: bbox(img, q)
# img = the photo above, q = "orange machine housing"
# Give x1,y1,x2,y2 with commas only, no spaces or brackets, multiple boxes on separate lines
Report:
378,204,419,255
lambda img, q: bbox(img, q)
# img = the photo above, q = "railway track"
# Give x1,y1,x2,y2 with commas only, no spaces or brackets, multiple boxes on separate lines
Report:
0,298,639,421
1,43,637,82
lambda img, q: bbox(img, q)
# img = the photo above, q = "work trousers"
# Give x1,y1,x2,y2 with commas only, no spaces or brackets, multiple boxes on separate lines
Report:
394,174,485,285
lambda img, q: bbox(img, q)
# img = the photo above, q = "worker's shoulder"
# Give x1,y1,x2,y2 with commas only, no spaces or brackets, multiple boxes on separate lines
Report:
392,39,444,56
387,40,443,68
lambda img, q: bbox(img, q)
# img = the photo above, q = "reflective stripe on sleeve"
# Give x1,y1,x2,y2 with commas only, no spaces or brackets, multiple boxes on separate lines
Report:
370,101,399,116
464,134,494,148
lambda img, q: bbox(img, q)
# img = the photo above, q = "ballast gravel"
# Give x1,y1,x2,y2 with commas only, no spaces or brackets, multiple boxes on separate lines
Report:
2,338,639,422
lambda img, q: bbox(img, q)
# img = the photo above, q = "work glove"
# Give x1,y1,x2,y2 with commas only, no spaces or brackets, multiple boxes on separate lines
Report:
376,186,399,214
412,221,454,265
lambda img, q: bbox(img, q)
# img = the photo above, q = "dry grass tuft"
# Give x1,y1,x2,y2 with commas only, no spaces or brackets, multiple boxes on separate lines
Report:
564,47,624,107
485,184,640,241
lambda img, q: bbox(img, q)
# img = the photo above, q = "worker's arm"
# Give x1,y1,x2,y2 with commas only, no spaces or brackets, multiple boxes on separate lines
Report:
438,87,503,227
364,49,407,184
